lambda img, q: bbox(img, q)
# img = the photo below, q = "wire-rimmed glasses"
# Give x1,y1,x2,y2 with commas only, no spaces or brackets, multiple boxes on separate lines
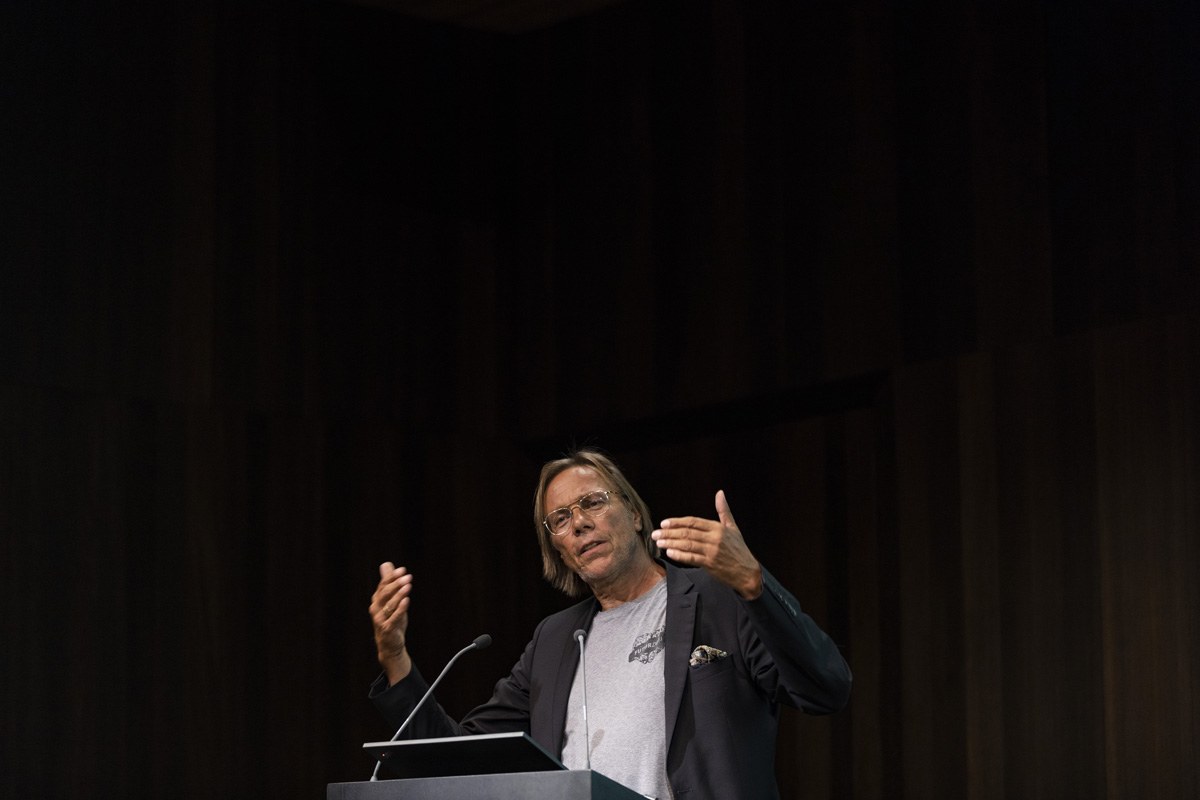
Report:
543,490,616,535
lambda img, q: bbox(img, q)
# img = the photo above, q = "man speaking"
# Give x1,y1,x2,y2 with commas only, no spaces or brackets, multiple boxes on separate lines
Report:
368,448,851,799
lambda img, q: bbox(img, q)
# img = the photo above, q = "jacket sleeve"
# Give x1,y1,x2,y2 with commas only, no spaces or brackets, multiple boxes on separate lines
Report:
369,621,544,739
739,564,852,714
368,664,465,738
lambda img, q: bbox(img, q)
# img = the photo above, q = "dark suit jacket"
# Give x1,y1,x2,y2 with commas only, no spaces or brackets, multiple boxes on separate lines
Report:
370,563,851,799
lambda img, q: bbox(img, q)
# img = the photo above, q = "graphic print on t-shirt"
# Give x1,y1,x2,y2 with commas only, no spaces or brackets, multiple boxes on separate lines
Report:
628,624,665,664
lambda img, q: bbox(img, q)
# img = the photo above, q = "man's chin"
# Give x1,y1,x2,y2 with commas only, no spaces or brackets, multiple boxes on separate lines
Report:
576,556,615,585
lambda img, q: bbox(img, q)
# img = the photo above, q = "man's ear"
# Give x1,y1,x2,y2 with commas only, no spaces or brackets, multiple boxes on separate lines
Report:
634,510,643,532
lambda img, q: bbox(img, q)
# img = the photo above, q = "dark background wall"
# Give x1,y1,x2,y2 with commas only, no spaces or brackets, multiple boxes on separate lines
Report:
3,1,1197,797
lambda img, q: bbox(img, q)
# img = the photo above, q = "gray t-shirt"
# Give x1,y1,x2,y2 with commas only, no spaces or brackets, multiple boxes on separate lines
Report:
561,577,673,800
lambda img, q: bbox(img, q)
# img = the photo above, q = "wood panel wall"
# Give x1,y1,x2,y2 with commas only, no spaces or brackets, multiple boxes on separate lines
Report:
3,1,1197,798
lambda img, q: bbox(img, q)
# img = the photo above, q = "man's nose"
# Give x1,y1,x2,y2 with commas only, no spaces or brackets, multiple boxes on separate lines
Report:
569,506,592,534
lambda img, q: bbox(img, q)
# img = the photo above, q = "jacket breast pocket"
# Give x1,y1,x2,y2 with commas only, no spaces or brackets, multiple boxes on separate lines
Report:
689,656,735,685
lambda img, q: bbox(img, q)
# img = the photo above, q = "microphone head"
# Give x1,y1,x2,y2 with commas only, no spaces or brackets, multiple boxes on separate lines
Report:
573,629,586,642
473,634,493,650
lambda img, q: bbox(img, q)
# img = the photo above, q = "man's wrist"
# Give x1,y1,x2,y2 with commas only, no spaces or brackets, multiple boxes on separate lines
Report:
738,565,764,600
380,649,412,686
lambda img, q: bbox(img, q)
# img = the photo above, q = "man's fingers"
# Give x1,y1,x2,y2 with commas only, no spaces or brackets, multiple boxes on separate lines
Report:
654,525,698,542
663,547,702,565
371,570,413,620
654,532,715,557
653,533,686,551
652,528,706,551
380,562,409,582
376,569,412,593
659,515,712,531
385,594,410,619
374,593,410,627
386,580,413,610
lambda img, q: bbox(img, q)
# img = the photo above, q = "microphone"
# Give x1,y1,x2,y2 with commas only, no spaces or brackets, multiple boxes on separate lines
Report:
369,633,493,781
573,628,591,771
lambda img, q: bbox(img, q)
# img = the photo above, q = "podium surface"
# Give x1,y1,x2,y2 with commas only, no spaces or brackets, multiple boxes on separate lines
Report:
328,769,646,799
363,731,563,780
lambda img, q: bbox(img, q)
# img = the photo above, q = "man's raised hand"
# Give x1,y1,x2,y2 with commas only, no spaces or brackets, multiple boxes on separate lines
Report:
652,490,763,599
369,561,414,684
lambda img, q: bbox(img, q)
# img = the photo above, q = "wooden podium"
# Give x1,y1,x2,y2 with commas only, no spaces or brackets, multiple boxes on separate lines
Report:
327,732,647,799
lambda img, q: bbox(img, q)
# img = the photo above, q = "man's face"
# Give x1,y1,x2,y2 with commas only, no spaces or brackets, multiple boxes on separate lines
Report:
544,466,645,588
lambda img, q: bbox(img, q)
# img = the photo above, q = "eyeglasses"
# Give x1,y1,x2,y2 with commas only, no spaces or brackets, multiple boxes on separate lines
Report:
543,490,616,535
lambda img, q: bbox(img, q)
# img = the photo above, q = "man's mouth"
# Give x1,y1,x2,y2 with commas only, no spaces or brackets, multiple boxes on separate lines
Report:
578,540,604,557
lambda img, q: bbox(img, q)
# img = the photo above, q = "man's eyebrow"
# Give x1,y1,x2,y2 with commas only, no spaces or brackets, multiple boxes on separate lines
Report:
549,489,606,508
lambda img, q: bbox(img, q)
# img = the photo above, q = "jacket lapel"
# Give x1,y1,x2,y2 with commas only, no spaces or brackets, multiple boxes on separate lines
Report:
663,565,697,746
544,598,598,757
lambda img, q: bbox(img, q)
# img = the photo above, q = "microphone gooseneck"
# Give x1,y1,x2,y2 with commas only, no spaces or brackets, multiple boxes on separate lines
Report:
369,633,492,782
573,628,591,772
